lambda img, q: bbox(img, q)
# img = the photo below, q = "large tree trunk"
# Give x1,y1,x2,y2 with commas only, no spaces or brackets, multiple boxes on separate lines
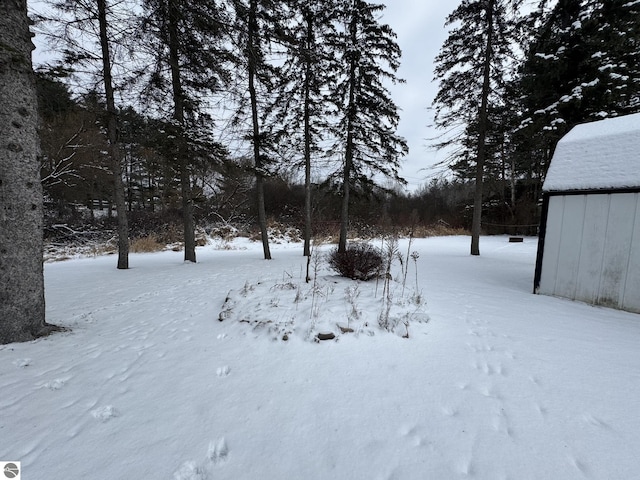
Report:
0,0,57,344
97,0,129,270
168,0,196,262
470,0,495,256
248,0,271,260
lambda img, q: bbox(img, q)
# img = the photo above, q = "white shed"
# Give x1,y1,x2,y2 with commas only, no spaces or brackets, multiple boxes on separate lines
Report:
534,113,640,313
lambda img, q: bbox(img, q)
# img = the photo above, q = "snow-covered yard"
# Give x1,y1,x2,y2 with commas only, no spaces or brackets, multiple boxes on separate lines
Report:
1,236,639,479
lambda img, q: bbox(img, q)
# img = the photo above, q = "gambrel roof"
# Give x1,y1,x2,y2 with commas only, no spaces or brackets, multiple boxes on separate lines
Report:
543,112,640,192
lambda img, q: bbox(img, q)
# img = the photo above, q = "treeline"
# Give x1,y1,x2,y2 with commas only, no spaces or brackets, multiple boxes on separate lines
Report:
34,0,640,259
38,71,538,242
34,0,408,264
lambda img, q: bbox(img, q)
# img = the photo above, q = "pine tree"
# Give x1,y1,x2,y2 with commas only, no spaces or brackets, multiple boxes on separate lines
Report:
1,0,58,343
273,0,338,259
330,0,407,253
432,0,519,255
517,0,640,171
228,0,290,260
140,0,230,262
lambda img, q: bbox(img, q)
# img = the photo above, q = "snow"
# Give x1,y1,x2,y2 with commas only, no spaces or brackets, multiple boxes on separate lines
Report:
2,236,640,479
543,112,640,191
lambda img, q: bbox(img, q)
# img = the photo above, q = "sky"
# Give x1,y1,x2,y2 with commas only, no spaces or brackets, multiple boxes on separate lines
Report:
380,0,459,190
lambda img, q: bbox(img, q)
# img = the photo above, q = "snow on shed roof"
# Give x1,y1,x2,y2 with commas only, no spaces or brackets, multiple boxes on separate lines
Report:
543,112,640,192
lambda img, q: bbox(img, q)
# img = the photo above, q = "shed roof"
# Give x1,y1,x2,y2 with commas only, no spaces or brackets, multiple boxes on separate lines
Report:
543,112,640,192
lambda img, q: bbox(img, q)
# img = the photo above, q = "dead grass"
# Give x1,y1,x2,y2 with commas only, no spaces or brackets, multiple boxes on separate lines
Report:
414,224,469,238
130,235,166,253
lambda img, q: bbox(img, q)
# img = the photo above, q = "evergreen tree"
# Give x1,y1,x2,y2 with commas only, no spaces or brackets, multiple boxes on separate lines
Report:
330,0,407,253
517,0,640,175
273,0,338,259
228,0,289,260
140,0,230,262
432,0,519,255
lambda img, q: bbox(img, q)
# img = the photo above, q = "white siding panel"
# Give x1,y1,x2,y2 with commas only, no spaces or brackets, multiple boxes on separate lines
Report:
574,194,609,304
598,193,636,309
554,195,587,299
622,193,640,313
539,196,565,295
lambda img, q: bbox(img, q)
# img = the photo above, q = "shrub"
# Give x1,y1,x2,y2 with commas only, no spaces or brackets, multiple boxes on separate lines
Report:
327,243,383,281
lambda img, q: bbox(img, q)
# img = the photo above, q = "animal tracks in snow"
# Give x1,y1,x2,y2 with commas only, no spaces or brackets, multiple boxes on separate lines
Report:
173,438,229,480
42,378,69,390
13,358,31,368
460,315,524,446
582,413,612,431
441,405,459,417
216,366,231,377
208,437,229,464
398,425,430,449
90,405,118,423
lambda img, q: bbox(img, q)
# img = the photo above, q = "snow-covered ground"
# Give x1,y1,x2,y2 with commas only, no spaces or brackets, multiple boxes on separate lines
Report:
2,236,639,479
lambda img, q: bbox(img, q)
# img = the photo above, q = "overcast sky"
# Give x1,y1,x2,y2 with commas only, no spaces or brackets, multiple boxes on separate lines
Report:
380,0,459,191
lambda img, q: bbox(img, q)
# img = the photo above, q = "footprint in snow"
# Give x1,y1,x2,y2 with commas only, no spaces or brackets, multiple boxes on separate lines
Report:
91,405,118,422
457,458,475,476
567,455,590,476
173,461,204,480
173,439,229,480
43,378,67,390
217,366,231,377
582,413,612,430
441,405,459,417
208,437,229,464
535,403,548,418
529,375,542,387
13,358,31,368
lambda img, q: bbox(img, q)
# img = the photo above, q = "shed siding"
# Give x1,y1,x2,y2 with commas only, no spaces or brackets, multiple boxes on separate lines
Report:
599,194,636,308
553,195,585,297
539,192,640,313
622,194,640,312
574,194,608,304
538,195,564,293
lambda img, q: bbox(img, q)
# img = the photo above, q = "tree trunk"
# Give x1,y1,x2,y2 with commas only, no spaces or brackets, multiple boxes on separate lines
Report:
338,14,359,254
470,0,495,256
97,0,129,270
510,156,516,212
168,0,196,262
248,0,271,260
0,0,57,344
303,10,313,258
